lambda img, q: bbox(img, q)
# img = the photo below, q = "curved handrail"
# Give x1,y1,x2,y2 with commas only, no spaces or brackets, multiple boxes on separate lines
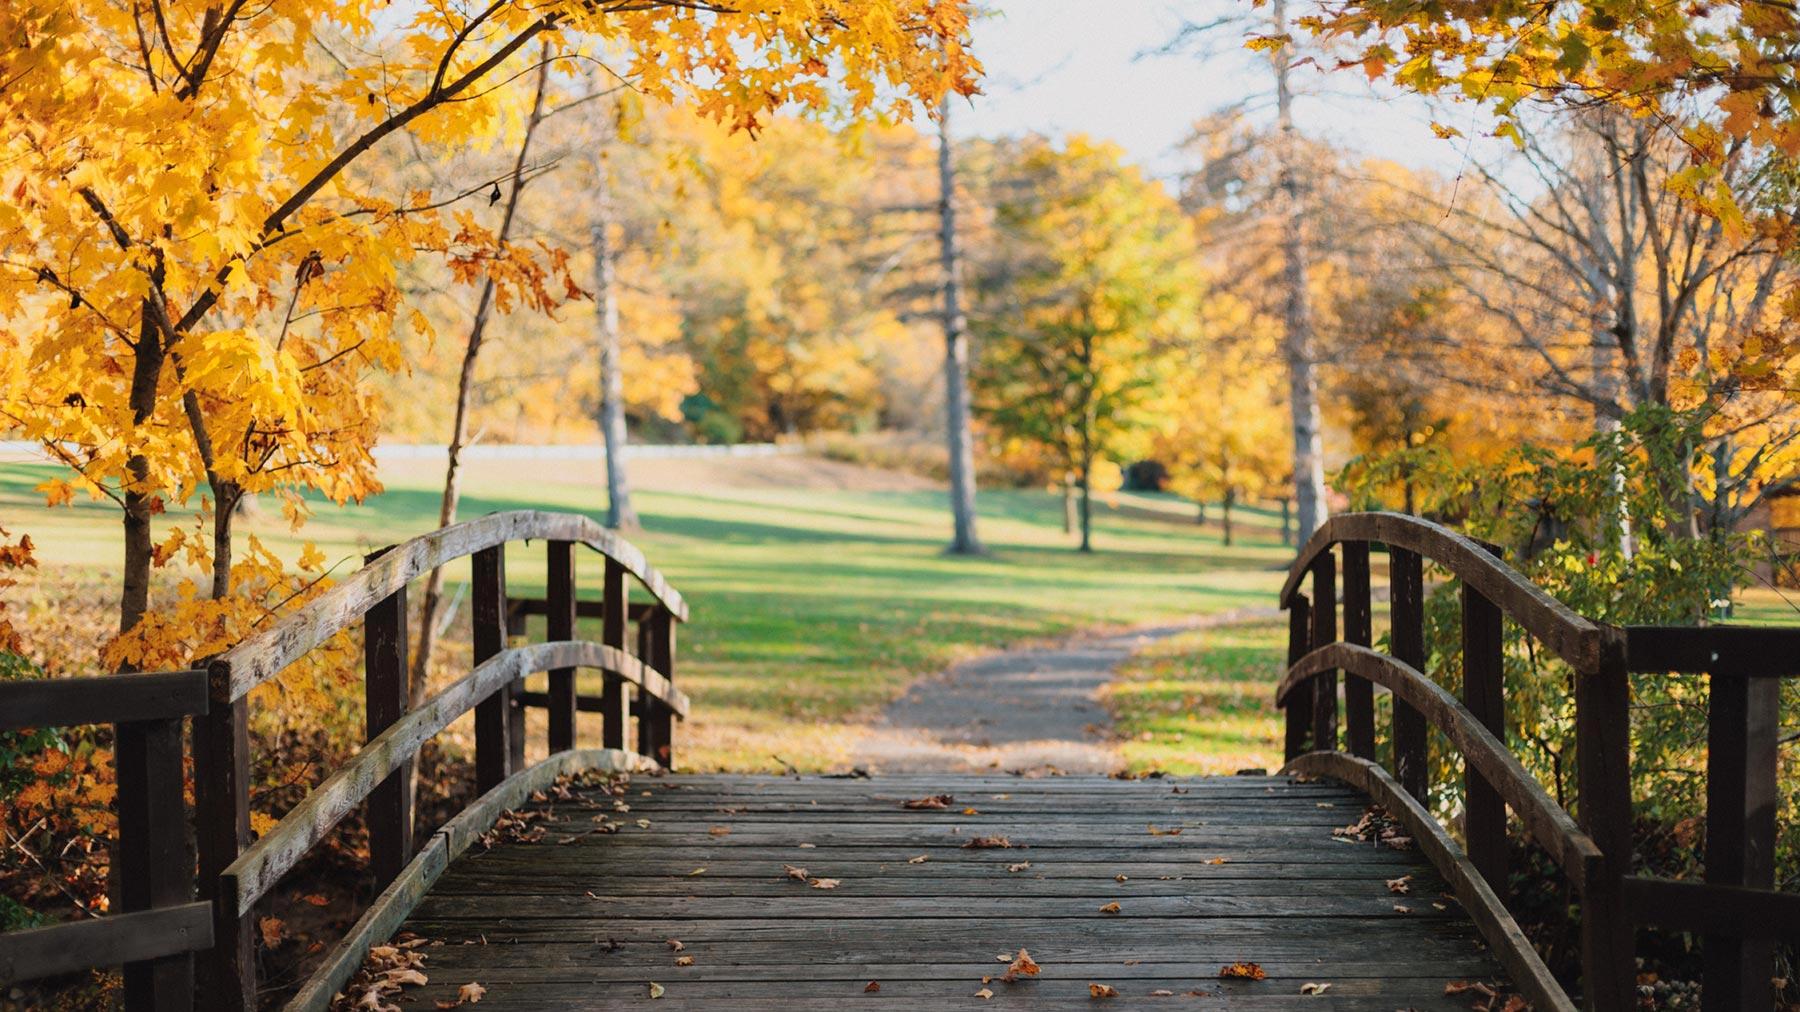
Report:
1278,643,1602,892
1280,512,1603,671
212,510,687,702
1282,752,1575,1012
221,640,688,915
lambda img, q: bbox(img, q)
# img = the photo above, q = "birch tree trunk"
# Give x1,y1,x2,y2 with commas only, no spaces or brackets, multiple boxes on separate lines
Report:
938,95,983,555
1272,0,1329,540
411,51,551,702
593,122,639,532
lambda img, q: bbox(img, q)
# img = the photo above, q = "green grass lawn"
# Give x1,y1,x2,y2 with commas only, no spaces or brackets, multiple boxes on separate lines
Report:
0,456,1292,770
1105,620,1287,776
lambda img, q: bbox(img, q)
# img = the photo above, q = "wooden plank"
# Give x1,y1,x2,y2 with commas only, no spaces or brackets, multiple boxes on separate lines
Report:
1575,634,1635,1011
363,567,412,890
601,557,629,750
1624,625,1800,676
1284,594,1311,761
1309,550,1338,753
1461,561,1507,899
0,669,207,730
546,540,577,753
214,511,686,702
473,544,511,793
114,715,194,1009
1623,876,1800,938
1341,541,1375,760
1702,672,1780,1012
192,683,253,1012
641,605,675,766
1280,512,1603,672
1388,546,1428,801
0,902,212,985
408,893,1465,921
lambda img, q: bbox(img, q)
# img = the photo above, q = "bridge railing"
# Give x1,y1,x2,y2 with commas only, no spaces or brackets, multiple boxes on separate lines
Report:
1278,511,1800,1012
0,510,688,1012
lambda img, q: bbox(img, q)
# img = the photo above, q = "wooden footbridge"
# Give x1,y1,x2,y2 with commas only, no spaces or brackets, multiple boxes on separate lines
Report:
3,511,1797,1009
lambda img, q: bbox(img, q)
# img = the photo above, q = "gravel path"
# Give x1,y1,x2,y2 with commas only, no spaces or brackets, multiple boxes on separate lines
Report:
850,608,1280,775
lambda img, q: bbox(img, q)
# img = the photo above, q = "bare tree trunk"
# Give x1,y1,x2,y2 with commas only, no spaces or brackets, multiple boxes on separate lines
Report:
1062,474,1076,535
592,116,639,532
1222,489,1235,546
411,52,551,702
1078,458,1093,553
1272,0,1328,541
938,95,983,555
119,303,165,639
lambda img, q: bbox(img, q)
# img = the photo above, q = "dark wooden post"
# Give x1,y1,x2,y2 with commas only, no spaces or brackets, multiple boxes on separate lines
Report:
1389,546,1428,801
1575,633,1634,1011
1462,566,1507,898
116,714,193,1010
639,606,676,767
546,540,578,754
601,558,629,750
502,593,527,772
1284,594,1312,761
193,672,253,1012
363,550,411,889
473,545,513,792
1702,671,1779,1012
1341,542,1374,760
1310,550,1338,754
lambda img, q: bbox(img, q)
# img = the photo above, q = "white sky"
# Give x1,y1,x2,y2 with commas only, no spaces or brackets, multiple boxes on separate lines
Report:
945,0,1481,183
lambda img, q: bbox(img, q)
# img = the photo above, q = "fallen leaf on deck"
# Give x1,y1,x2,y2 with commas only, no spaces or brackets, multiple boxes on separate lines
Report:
1500,996,1528,1011
1006,861,1032,872
1393,904,1413,914
458,982,485,1004
259,916,285,948
303,893,329,907
688,868,706,876
1149,990,1174,997
1147,824,1183,836
1002,948,1040,982
648,982,665,999
636,819,651,829
708,826,731,836
666,939,684,952
865,981,880,992
1299,982,1330,995
1115,874,1129,883
908,855,930,864
974,987,994,999
1205,857,1229,865
1444,981,1497,998
798,842,816,848
963,807,980,815
1098,902,1121,915
1219,962,1266,980
1089,983,1118,998
810,877,841,890
784,864,809,881
675,956,694,967
902,794,954,810
389,968,428,987
1387,875,1412,894
963,835,1014,849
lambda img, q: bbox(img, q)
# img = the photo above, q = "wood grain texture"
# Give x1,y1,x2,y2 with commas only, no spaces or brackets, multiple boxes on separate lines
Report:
0,902,212,985
367,773,1509,1010
0,668,207,730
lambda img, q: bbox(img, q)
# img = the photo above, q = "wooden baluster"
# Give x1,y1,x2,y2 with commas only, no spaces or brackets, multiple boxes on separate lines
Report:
362,551,412,889
1341,542,1374,760
1576,634,1634,1012
1388,547,1428,801
1462,547,1507,898
193,669,253,1012
601,558,629,750
639,606,676,767
473,545,513,791
546,540,578,754
1310,550,1338,753
503,592,527,771
1702,671,1779,1012
116,713,193,1011
1284,594,1312,761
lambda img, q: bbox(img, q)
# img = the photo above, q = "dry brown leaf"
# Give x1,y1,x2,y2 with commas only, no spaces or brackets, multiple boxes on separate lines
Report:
908,854,930,864
1147,824,1183,836
1089,983,1119,998
1445,981,1497,998
962,807,980,815
303,893,330,907
784,864,810,881
1115,874,1129,883
902,794,954,810
635,818,651,829
1149,990,1174,997
259,916,285,948
864,981,880,993
1002,948,1040,982
666,939,685,952
388,969,428,987
1219,962,1266,981
810,877,841,890
708,826,731,836
675,956,694,967
1098,902,1122,915
687,868,706,876
1386,874,1412,894
648,982,665,999
1500,996,1528,1011
1393,904,1413,914
1205,857,1229,865
963,835,1014,849
974,987,994,1000
1006,861,1032,872
457,982,485,1004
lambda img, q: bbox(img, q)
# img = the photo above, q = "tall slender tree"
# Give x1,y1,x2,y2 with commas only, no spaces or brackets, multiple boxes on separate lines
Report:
938,96,984,554
593,99,641,532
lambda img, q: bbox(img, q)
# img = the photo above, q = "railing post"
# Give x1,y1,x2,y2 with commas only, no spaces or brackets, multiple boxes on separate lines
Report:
193,667,253,1012
115,714,193,1011
1702,670,1778,1012
1341,542,1374,760
1284,594,1312,761
546,540,578,754
473,545,513,792
601,557,630,750
363,549,411,889
1575,632,1633,1011
1310,550,1338,753
503,595,527,772
639,605,676,768
1389,546,1428,801
1463,542,1507,899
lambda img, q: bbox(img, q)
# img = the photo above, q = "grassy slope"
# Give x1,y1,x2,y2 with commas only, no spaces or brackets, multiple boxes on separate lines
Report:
0,457,1292,770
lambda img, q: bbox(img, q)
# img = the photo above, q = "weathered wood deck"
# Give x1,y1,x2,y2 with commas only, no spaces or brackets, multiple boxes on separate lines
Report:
392,772,1507,1009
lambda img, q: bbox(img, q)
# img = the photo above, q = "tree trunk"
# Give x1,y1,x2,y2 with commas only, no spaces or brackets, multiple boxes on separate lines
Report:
938,95,984,555
1062,474,1076,535
1078,460,1094,553
412,52,551,702
1280,497,1293,546
592,119,639,533
119,303,166,640
1195,500,1206,525
1271,0,1329,542
1222,489,1235,546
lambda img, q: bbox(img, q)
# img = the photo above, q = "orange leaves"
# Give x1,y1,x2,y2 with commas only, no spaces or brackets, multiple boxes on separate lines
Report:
1219,962,1267,981
1088,983,1119,998
1002,949,1040,982
1097,901,1121,915
962,835,1014,849
901,794,954,809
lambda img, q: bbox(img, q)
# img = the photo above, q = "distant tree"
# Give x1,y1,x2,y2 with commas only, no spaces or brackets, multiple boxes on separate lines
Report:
971,136,1201,552
938,96,985,555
